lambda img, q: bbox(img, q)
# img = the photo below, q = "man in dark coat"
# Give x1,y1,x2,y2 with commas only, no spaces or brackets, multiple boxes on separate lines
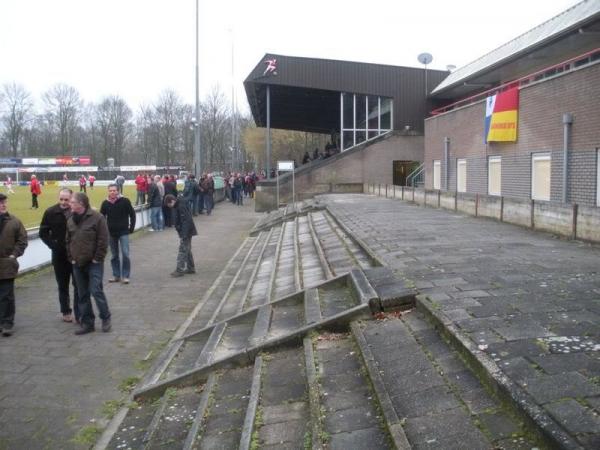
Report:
100,184,136,284
0,193,27,336
39,188,79,323
163,175,178,227
164,194,197,277
67,192,111,335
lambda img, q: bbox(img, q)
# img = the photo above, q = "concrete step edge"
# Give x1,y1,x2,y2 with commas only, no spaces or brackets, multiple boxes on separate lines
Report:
303,336,324,450
238,227,275,313
415,294,584,450
195,322,228,368
350,321,412,450
239,356,263,450
182,372,218,450
307,211,335,279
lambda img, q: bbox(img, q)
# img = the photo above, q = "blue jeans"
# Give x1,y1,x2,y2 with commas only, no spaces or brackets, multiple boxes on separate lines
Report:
73,261,111,328
109,234,130,279
205,193,214,215
196,193,204,214
150,206,163,230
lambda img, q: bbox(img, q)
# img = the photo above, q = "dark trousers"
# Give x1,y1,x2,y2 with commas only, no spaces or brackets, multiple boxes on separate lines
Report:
205,193,214,215
80,185,86,193
0,278,15,326
163,205,173,227
196,193,204,214
73,261,111,328
52,252,79,318
32,194,39,208
176,237,195,272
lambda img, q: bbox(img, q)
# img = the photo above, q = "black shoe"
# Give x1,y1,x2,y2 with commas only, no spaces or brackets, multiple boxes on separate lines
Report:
74,325,95,335
2,323,13,337
101,319,112,332
184,269,196,274
170,271,185,278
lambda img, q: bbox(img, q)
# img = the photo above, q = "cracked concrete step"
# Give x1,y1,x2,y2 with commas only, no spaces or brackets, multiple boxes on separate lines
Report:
307,332,393,450
213,228,272,322
249,199,321,236
246,224,283,310
190,365,254,449
317,276,361,319
297,215,328,288
322,211,373,270
273,220,300,299
352,312,542,450
247,346,310,449
309,210,373,276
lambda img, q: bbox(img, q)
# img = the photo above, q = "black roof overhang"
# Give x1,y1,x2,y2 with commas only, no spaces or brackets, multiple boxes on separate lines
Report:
244,81,340,134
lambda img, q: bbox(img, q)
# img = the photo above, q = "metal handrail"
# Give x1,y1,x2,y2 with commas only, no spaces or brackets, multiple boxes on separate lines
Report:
406,163,424,187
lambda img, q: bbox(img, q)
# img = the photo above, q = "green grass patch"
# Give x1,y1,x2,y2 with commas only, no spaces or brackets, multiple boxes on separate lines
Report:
71,425,102,446
102,399,126,419
118,376,140,393
4,185,137,229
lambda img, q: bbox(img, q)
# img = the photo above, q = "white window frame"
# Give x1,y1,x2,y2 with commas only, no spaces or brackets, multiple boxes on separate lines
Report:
433,160,441,190
488,156,502,196
456,158,467,193
597,149,600,207
531,153,551,201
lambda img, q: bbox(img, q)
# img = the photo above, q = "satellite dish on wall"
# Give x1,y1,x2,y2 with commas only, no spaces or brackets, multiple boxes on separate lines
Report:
417,53,433,95
417,53,433,65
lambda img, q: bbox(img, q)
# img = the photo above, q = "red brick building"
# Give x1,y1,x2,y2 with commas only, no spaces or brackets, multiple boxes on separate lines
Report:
424,0,600,206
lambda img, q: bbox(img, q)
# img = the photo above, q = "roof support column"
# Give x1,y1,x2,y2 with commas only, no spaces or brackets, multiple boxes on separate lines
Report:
266,85,271,179
562,113,573,203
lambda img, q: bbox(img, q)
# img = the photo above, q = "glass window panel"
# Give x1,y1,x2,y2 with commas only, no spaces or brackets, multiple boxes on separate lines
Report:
531,153,551,201
368,130,379,140
343,131,354,150
380,98,392,130
433,160,441,190
457,159,467,193
367,95,378,131
343,93,353,129
356,95,366,130
488,156,501,196
356,130,366,145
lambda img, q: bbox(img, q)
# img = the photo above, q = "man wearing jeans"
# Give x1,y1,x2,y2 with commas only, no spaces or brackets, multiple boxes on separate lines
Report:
147,175,164,231
100,184,136,284
164,194,197,277
67,192,111,335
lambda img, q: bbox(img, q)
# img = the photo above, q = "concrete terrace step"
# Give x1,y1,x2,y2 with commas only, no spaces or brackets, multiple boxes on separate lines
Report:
352,311,542,450
250,199,321,236
132,271,379,401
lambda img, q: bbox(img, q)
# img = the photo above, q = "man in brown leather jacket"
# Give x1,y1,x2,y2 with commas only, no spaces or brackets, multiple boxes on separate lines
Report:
66,192,111,335
0,193,28,336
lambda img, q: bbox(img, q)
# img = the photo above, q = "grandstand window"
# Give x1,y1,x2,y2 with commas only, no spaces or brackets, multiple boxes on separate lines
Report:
488,156,501,196
433,160,441,190
456,159,467,193
340,93,393,152
531,153,551,201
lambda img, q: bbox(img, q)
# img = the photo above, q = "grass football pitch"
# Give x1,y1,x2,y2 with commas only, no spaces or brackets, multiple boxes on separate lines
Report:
3,184,138,229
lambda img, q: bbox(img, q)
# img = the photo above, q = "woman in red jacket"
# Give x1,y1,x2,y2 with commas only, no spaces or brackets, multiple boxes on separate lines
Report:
30,174,42,209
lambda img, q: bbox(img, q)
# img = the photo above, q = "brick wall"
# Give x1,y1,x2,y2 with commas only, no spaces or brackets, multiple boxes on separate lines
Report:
424,62,600,206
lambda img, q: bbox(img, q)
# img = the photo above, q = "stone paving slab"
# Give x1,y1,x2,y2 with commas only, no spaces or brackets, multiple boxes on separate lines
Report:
0,200,260,450
320,193,600,449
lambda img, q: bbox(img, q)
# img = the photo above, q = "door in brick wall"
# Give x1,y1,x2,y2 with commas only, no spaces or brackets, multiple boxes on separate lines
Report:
393,160,418,186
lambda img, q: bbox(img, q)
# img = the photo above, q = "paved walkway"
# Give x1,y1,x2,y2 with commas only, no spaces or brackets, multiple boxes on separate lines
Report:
0,199,260,450
322,193,600,448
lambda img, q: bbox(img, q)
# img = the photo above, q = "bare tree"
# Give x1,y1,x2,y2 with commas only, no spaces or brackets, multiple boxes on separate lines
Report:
0,83,33,156
154,90,184,166
201,86,229,171
95,96,132,165
43,83,82,155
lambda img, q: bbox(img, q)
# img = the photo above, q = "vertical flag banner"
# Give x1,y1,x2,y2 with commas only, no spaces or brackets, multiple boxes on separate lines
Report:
484,87,519,143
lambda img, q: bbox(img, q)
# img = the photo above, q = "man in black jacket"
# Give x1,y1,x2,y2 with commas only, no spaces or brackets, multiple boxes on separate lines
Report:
39,188,79,323
100,184,136,284
164,194,197,277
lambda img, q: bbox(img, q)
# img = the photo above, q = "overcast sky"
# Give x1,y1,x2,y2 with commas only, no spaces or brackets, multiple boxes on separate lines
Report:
0,0,581,114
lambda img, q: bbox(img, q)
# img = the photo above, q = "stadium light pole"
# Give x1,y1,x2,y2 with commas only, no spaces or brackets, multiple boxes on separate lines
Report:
193,0,202,178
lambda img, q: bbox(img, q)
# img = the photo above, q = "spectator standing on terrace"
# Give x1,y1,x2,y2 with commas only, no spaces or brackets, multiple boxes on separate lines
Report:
39,188,80,324
202,173,215,215
30,174,41,209
88,174,95,190
147,175,164,231
313,148,320,161
134,173,147,205
233,173,243,206
0,193,28,337
114,174,125,194
79,175,87,193
163,175,178,227
100,184,136,284
164,194,196,277
302,151,311,165
67,192,111,335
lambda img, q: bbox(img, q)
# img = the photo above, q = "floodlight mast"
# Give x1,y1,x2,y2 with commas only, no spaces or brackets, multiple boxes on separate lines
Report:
193,0,202,178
